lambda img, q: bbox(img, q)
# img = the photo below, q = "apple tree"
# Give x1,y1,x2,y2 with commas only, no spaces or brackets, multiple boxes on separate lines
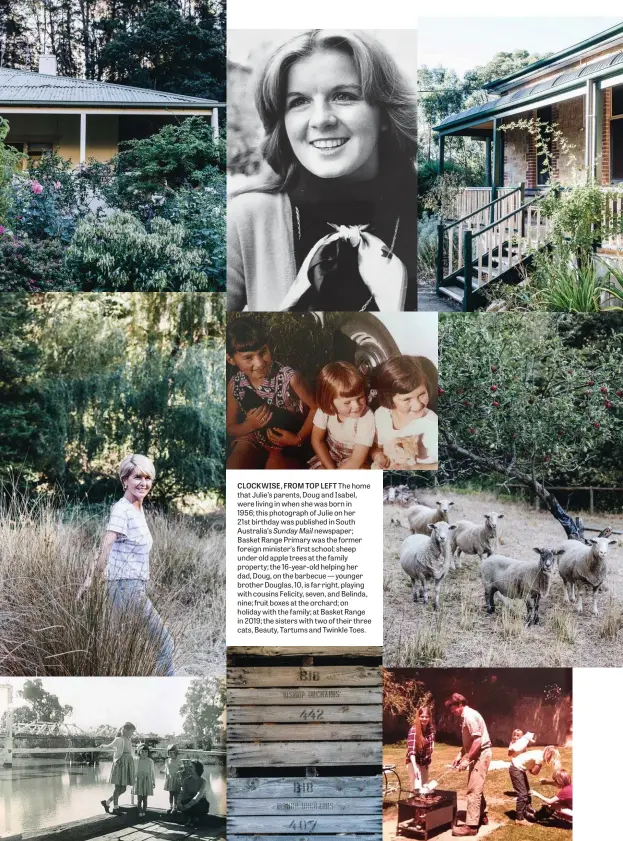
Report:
438,313,623,538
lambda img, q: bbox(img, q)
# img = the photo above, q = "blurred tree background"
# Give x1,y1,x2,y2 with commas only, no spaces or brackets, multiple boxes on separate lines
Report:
0,292,225,504
0,0,225,101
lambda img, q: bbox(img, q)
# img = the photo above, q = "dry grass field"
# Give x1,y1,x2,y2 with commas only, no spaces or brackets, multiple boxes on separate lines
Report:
383,488,623,667
0,493,225,676
383,742,573,841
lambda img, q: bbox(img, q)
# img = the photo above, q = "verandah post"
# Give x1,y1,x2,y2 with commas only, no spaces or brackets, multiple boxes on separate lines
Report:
438,134,445,175
489,185,497,225
485,136,492,187
462,229,473,312
436,223,444,294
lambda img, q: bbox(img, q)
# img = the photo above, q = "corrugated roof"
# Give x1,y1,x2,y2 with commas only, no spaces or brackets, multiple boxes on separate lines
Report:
0,67,218,107
435,45,623,133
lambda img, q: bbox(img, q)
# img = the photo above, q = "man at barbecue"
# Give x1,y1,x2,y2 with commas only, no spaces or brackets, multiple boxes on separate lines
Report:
446,692,492,837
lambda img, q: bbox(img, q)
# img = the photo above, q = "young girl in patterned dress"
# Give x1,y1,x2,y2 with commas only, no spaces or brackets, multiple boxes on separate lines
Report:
309,362,374,469
100,722,136,813
135,744,156,818
164,744,182,813
226,317,316,469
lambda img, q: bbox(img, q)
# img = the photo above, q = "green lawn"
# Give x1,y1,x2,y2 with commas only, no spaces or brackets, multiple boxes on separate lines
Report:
383,742,572,841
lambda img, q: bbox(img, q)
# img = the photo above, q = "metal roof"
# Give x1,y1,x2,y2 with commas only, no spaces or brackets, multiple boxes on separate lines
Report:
484,21,623,92
435,46,623,134
0,67,218,108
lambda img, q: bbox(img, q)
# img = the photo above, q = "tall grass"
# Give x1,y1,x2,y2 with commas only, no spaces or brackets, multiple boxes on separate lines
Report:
0,488,225,676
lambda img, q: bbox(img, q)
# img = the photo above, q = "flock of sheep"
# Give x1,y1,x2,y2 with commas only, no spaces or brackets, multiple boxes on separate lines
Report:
391,497,617,626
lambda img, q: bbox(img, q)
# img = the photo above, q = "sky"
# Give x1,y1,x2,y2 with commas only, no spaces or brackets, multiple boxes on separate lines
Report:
418,17,622,76
0,678,193,735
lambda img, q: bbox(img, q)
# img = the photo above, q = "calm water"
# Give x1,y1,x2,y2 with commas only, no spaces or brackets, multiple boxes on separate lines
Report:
0,758,226,835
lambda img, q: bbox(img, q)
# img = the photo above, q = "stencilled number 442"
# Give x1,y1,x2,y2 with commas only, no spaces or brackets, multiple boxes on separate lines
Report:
299,708,324,720
289,820,317,831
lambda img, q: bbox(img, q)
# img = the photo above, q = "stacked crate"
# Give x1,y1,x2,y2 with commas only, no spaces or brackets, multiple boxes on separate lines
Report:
227,646,382,841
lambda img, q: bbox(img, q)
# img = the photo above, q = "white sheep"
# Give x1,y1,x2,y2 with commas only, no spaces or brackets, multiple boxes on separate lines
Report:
407,499,455,535
482,548,564,626
400,522,457,611
557,537,617,615
450,512,504,569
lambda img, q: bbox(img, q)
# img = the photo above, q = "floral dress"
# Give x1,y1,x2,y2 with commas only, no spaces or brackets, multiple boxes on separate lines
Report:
231,361,306,451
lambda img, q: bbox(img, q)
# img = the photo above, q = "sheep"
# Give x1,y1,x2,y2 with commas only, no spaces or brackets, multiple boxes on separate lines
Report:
482,548,564,626
407,499,455,535
400,522,457,611
450,512,504,569
557,537,617,615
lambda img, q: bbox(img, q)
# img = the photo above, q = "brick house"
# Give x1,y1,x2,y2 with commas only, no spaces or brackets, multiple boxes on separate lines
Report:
434,21,623,190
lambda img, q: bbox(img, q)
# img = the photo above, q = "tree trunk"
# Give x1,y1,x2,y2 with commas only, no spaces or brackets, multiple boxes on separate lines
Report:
442,433,585,541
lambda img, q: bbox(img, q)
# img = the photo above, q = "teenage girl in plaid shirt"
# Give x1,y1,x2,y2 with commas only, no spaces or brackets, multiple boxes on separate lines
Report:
406,706,435,790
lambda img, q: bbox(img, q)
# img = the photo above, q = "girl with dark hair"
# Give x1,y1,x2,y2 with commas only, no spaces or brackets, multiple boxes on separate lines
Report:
226,317,316,469
371,356,438,468
228,30,418,312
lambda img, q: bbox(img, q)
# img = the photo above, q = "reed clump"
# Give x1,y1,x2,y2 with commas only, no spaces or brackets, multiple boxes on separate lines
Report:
0,487,225,676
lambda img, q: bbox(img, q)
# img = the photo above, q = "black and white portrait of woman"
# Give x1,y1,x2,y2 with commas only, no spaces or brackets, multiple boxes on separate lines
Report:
228,30,418,312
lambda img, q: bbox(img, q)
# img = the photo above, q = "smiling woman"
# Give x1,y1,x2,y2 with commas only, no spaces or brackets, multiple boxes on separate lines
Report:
227,29,418,312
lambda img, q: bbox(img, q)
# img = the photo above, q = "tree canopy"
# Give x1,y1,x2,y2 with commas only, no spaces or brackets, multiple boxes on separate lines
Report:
0,292,225,503
0,1,225,100
12,678,73,725
180,676,225,748
438,313,623,532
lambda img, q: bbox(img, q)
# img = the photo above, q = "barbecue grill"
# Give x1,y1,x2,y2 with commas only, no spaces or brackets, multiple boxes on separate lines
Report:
396,790,458,839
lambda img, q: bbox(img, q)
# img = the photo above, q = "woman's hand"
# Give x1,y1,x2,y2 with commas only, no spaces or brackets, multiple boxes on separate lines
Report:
76,574,93,601
372,449,390,469
246,406,272,430
267,428,301,447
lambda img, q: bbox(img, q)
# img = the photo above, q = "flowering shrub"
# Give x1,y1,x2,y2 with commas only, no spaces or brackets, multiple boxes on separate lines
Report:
0,228,75,291
65,211,215,291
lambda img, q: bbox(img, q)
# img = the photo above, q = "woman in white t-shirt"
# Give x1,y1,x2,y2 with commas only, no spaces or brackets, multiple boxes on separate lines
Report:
371,356,438,469
77,454,174,675
309,362,375,469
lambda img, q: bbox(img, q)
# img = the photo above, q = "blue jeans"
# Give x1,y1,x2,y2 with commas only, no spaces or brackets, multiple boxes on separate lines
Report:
107,579,175,676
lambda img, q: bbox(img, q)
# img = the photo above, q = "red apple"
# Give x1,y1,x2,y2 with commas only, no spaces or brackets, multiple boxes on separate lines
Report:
588,379,595,386
463,400,470,407
491,385,498,393
492,401,499,407
438,387,445,396
601,386,608,394
593,422,601,429
604,400,613,409
617,390,623,398
491,365,498,373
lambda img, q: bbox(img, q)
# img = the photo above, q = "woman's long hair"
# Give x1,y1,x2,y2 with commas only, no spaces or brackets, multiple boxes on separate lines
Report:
413,705,433,751
239,30,417,195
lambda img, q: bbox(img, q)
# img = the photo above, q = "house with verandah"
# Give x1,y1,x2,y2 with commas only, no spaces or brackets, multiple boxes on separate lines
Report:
0,54,223,167
432,21,623,309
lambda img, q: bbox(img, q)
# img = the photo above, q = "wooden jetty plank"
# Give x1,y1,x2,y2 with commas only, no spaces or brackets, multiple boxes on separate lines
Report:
228,816,381,833
227,687,382,706
227,741,382,766
227,666,380,688
229,723,382,742
227,776,382,799
228,836,382,841
228,705,381,724
229,647,382,658
227,796,381,815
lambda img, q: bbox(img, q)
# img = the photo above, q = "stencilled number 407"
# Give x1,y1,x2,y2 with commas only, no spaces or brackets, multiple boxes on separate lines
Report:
299,708,324,720
288,820,317,831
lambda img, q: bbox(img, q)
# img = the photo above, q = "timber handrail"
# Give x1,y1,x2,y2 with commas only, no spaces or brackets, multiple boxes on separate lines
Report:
475,196,539,237
444,185,523,231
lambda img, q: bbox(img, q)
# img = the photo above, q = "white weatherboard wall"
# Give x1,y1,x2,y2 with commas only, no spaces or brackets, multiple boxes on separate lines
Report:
227,469,383,646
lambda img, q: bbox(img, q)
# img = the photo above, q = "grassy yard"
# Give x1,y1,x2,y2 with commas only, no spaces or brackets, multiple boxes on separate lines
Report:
383,742,572,841
383,488,623,667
